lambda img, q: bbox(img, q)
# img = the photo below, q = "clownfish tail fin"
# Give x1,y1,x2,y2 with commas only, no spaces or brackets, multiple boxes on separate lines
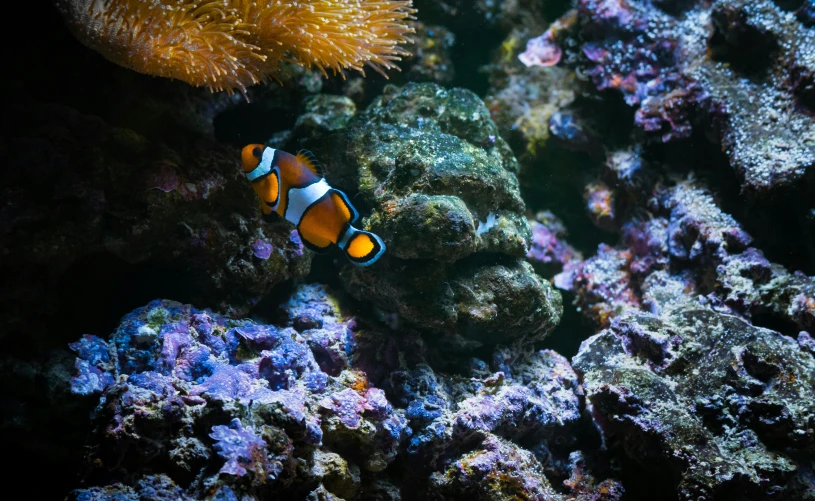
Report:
337,226,386,266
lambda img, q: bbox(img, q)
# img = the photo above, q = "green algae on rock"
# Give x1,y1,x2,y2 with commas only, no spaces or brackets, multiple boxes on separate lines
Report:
344,257,561,343
314,83,561,343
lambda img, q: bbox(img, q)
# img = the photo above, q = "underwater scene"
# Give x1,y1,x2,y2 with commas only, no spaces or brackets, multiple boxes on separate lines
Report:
2,0,815,499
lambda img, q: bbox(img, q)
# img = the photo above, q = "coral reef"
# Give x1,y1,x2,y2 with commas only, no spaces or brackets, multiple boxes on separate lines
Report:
55,0,416,94
540,0,815,201
67,284,622,501
68,290,407,499
556,174,815,499
526,211,583,278
574,307,815,500
7,0,815,500
557,178,815,332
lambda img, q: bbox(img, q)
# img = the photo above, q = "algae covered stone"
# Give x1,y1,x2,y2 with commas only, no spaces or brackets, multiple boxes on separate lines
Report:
320,82,561,343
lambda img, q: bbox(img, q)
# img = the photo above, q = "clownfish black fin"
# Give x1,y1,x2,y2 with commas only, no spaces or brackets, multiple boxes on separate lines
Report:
262,211,280,223
331,189,360,224
296,149,324,177
300,234,332,254
338,227,386,266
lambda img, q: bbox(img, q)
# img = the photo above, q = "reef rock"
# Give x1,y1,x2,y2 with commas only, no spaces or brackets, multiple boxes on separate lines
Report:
352,307,622,501
308,83,562,345
67,284,624,500
574,307,815,501
68,288,408,500
557,173,815,499
552,0,815,201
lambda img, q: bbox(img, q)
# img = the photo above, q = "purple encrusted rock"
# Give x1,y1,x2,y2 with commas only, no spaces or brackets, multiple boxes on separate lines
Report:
67,287,411,499
251,239,273,260
69,335,115,395
518,29,562,67
526,211,583,277
69,334,112,366
554,244,639,326
70,358,115,396
210,418,280,479
661,183,752,263
320,388,365,428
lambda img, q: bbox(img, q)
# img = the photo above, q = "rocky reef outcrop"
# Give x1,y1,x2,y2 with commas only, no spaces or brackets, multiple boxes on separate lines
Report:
66,284,620,501
298,83,563,347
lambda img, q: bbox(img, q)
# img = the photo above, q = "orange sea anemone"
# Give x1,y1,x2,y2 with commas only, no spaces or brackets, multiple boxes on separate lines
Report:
55,0,415,95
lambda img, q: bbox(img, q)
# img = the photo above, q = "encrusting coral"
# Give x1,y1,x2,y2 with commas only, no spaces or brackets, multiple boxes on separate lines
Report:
55,0,416,95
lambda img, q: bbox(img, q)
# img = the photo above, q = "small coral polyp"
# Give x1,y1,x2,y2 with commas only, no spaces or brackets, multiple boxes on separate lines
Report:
55,0,416,94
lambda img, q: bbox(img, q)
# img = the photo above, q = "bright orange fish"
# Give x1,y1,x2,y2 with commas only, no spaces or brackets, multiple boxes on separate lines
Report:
240,145,386,266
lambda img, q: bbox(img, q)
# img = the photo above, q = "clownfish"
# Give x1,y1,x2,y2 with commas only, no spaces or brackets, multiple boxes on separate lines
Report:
240,144,386,266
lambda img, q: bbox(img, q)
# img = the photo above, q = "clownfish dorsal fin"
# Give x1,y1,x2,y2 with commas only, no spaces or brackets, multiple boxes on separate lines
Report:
295,149,324,177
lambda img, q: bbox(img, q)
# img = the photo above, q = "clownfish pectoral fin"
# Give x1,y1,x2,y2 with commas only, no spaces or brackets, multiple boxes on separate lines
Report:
331,189,360,224
338,227,386,266
295,149,324,177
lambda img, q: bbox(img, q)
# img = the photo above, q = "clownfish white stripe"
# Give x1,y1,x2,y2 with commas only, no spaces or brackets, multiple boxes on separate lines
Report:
245,148,276,181
336,226,356,250
284,178,331,225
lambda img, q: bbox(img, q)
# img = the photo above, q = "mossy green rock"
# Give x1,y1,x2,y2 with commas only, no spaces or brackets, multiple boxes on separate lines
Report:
319,83,561,342
344,83,528,262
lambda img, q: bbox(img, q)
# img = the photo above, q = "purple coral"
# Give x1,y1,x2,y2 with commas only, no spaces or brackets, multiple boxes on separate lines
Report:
67,286,408,499
519,29,562,67
69,335,115,395
251,239,273,260
210,418,281,480
526,211,583,276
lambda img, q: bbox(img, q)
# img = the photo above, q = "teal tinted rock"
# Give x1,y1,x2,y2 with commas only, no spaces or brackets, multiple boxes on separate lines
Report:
343,83,527,260
343,258,561,344
320,83,560,342
294,95,357,140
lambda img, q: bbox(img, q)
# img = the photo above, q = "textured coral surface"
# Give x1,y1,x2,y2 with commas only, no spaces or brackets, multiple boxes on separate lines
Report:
65,286,621,500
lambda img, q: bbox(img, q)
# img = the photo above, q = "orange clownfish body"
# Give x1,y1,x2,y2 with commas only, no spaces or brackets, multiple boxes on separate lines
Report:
240,144,386,266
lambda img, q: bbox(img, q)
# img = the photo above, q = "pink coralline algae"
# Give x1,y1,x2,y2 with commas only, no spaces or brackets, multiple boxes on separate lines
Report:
210,418,284,480
526,211,583,277
554,179,813,327
251,239,274,260
554,244,640,326
66,283,623,500
518,30,562,67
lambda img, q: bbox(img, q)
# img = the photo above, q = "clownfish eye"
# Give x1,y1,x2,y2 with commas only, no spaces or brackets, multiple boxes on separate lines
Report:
252,147,263,158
